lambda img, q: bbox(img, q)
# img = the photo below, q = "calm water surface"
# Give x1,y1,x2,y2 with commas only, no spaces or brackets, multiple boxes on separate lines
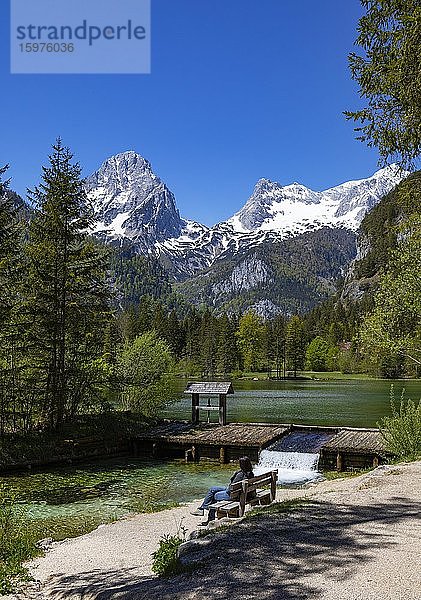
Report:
2,458,232,523
164,378,421,428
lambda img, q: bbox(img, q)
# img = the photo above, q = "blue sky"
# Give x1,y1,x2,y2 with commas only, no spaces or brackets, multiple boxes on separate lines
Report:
0,0,379,226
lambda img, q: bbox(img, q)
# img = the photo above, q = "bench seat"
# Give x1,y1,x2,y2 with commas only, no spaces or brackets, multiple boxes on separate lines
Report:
213,470,278,519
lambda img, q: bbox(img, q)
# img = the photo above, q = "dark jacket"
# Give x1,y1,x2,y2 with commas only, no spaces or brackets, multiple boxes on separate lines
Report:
228,469,254,493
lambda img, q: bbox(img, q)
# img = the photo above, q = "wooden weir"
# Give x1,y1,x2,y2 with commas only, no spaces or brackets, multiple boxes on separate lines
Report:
132,422,289,463
131,422,389,470
319,427,387,471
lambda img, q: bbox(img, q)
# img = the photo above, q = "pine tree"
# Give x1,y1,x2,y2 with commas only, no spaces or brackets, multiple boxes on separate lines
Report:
0,166,21,322
0,166,29,433
345,1,421,169
26,140,110,429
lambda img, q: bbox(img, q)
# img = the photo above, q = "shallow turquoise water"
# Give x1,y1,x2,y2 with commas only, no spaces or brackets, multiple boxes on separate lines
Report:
1,458,233,522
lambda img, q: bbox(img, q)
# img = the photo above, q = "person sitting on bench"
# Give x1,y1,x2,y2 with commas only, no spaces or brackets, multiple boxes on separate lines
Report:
190,456,254,525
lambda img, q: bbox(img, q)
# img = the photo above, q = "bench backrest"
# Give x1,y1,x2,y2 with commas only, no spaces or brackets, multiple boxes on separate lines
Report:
230,470,278,506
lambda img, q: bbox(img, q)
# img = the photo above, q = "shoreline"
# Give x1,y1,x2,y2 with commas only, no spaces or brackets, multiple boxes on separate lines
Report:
8,460,421,599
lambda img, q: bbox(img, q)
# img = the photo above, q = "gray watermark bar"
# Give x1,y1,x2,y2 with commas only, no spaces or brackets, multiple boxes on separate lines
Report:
11,0,151,74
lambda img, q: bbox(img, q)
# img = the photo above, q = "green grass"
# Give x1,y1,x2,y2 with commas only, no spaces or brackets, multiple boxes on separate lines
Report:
322,468,371,480
236,370,377,381
0,495,39,594
301,371,375,381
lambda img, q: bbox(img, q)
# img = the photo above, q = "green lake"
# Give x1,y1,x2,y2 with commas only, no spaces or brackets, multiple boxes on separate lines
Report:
2,378,420,527
164,378,421,428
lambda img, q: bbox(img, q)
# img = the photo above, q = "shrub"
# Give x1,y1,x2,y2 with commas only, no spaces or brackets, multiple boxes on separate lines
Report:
378,386,421,460
151,519,187,577
151,534,183,577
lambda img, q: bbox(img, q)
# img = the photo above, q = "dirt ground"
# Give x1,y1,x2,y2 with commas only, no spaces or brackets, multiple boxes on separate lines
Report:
8,461,421,600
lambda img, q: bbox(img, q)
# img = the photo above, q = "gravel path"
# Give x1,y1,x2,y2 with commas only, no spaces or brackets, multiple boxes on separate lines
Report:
9,461,421,600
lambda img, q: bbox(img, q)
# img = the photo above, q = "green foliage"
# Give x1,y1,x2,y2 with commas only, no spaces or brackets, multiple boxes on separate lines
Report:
285,316,306,376
151,519,187,577
117,331,176,416
237,310,266,372
378,387,421,459
109,247,171,308
0,140,108,431
355,172,420,280
360,211,421,374
345,1,421,169
305,337,330,372
0,491,38,594
151,534,184,577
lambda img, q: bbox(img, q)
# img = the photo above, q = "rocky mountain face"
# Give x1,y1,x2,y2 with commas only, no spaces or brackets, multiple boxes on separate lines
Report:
85,151,186,252
340,170,421,305
174,228,357,316
85,151,409,315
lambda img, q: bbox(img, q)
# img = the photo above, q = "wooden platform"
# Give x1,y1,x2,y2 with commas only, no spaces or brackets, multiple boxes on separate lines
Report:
319,427,387,471
133,422,289,462
322,428,385,453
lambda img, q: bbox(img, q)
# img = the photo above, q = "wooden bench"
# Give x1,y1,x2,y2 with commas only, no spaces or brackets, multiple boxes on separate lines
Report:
211,470,278,519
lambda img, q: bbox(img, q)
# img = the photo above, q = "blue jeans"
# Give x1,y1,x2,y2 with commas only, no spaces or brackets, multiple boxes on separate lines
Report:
199,486,230,521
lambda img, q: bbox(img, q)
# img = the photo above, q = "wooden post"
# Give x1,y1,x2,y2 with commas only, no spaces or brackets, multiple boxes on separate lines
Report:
372,455,379,468
219,394,227,425
270,470,277,501
336,452,343,472
185,446,197,463
239,480,247,516
191,393,199,424
219,446,226,464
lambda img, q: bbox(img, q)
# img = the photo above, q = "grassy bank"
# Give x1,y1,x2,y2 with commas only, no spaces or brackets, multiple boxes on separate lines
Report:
237,371,377,381
0,495,113,595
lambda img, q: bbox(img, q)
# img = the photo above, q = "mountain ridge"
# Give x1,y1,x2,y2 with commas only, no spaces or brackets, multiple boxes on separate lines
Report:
83,151,409,315
84,150,407,281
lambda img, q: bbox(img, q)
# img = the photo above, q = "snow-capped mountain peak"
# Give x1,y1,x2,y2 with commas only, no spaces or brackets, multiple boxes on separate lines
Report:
227,164,407,235
85,151,184,250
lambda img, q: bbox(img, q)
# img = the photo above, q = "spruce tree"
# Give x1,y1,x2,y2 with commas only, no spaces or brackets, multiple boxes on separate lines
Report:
26,140,110,429
0,166,29,433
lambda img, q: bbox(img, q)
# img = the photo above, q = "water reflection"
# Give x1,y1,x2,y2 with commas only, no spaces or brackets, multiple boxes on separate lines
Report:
164,378,421,427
